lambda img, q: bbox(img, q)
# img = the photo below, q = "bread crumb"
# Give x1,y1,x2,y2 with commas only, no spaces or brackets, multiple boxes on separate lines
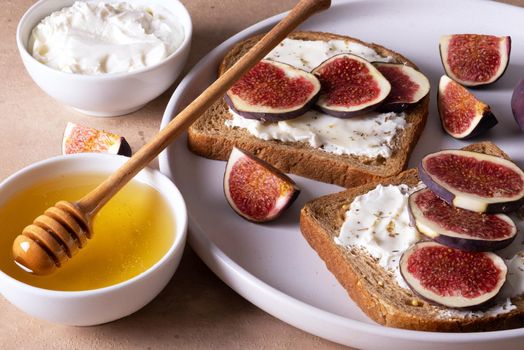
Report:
410,299,423,307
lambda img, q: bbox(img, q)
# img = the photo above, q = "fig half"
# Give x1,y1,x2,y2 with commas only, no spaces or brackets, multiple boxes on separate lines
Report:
438,75,497,139
419,149,524,213
312,54,391,118
62,122,131,156
511,77,524,131
409,188,517,252
400,241,507,308
224,147,300,222
373,62,430,112
225,60,321,122
439,34,511,87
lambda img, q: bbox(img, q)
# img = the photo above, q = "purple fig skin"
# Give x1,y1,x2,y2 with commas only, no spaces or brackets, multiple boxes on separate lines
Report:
511,77,524,131
375,102,412,113
482,198,524,214
118,138,132,157
223,147,300,223
418,160,524,214
224,92,319,122
376,95,429,113
407,193,517,252
430,234,516,253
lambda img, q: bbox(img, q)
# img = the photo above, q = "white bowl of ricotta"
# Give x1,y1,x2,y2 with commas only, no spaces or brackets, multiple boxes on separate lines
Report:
16,0,192,116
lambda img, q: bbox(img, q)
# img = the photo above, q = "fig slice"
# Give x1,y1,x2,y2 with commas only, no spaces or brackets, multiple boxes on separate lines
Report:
373,62,430,112
223,147,300,222
312,54,391,118
511,77,524,131
225,59,321,122
439,34,511,87
400,241,507,308
419,149,524,213
438,75,497,139
62,122,131,156
409,188,517,252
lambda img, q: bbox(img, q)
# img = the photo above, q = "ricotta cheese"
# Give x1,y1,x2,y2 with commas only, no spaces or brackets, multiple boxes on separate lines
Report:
29,1,184,74
226,109,406,159
335,184,424,289
266,38,394,72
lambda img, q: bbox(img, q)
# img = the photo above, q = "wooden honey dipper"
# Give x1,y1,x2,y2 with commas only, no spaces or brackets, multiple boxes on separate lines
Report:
12,0,331,275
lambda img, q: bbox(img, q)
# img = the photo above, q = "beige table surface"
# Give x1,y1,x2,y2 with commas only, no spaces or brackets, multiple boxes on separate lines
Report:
1,1,523,349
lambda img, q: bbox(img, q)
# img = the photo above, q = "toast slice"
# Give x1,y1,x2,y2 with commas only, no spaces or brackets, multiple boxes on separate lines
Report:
188,31,429,188
300,141,524,332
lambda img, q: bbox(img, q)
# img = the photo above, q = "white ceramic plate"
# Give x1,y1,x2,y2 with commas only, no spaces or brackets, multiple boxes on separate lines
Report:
159,0,524,348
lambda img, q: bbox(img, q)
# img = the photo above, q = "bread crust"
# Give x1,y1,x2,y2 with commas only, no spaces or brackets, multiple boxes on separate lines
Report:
300,142,524,331
187,31,429,188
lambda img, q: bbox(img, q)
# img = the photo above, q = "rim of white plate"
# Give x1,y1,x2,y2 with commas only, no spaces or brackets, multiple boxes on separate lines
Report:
159,0,524,345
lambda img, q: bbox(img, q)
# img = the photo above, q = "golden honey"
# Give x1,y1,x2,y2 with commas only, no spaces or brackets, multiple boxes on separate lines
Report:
0,174,174,291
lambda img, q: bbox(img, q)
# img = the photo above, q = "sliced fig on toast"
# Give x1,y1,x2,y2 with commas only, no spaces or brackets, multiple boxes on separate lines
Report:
225,60,321,122
400,241,507,308
438,76,497,139
439,34,511,87
512,77,524,131
312,54,391,118
419,149,524,213
62,122,131,156
373,62,430,112
224,147,300,222
409,188,517,251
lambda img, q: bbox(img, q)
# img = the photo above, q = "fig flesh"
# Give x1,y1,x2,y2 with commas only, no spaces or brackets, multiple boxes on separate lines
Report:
419,149,524,213
439,34,511,87
409,188,517,252
373,62,430,112
225,60,321,122
438,75,497,139
62,122,131,156
400,241,507,308
511,77,524,131
312,54,391,118
224,147,300,222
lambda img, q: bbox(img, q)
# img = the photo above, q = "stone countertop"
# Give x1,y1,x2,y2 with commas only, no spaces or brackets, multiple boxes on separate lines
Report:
0,0,522,349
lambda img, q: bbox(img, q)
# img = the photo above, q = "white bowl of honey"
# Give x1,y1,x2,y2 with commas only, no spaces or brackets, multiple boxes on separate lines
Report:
0,153,187,325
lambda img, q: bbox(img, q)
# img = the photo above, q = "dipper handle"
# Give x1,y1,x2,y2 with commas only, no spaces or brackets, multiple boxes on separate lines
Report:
12,0,331,275
78,0,332,215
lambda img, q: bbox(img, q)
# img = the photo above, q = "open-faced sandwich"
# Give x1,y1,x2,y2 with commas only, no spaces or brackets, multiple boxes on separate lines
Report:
300,141,524,332
188,31,430,188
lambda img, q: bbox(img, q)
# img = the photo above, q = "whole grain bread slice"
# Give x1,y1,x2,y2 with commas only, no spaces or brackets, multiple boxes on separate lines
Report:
188,31,429,188
300,141,524,332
